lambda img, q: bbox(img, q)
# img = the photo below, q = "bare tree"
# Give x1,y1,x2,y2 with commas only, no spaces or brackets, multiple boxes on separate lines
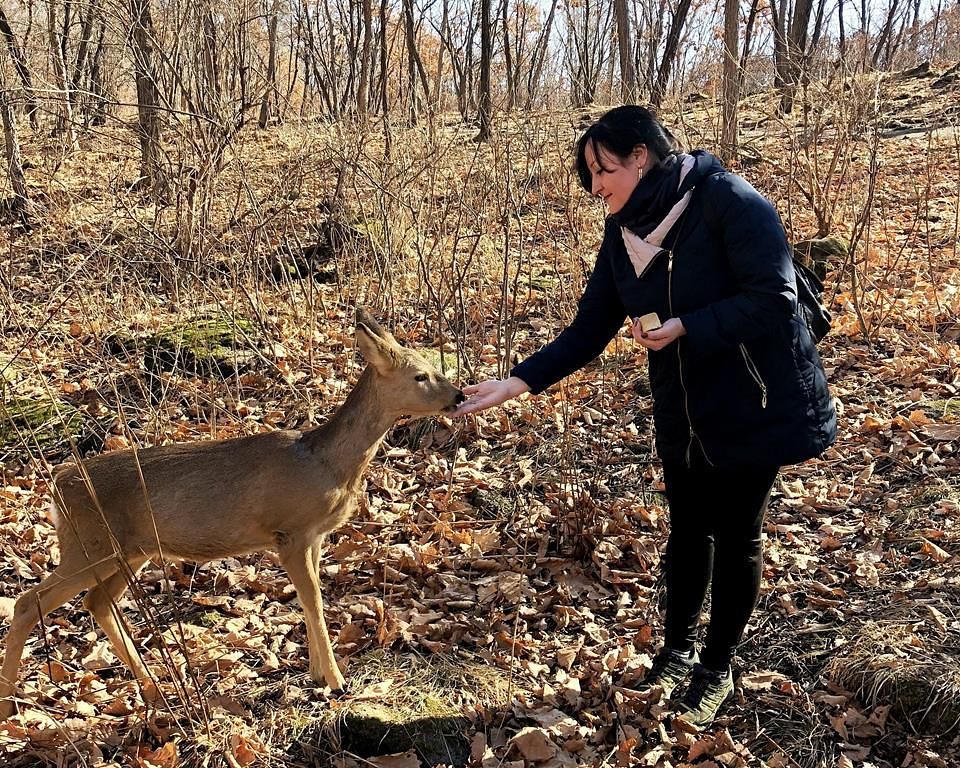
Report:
403,0,431,122
524,0,558,108
259,0,281,127
0,55,31,222
128,0,167,197
737,0,762,97
650,0,692,108
48,0,78,146
720,0,739,163
0,6,39,130
433,0,478,120
477,0,492,138
770,0,826,112
614,0,636,101
564,0,613,106
357,0,373,118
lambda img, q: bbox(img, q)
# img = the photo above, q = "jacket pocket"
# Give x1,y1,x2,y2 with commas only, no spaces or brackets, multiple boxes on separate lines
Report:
740,343,768,409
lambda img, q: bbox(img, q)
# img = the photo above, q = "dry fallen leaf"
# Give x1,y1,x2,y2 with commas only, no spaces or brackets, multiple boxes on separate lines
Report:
509,726,557,762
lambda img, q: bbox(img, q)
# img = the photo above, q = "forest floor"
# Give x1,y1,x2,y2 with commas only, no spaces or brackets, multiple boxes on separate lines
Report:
1,64,959,768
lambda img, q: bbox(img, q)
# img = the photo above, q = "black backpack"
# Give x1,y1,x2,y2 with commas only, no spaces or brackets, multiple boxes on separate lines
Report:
698,184,833,344
792,258,832,343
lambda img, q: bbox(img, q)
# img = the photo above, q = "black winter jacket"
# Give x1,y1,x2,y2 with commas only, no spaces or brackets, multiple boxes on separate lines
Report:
512,155,837,469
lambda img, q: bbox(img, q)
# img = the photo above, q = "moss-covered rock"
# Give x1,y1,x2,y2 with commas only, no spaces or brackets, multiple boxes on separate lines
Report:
107,314,258,378
793,236,849,280
0,395,92,459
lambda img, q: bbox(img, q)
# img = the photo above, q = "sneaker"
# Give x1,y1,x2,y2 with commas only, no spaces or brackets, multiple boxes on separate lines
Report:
635,647,698,698
675,663,734,726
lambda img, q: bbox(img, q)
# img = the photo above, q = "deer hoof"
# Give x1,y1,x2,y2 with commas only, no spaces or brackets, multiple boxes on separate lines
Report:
0,698,17,720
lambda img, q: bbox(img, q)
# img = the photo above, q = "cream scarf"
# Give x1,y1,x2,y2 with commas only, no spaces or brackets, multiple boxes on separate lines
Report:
621,154,697,278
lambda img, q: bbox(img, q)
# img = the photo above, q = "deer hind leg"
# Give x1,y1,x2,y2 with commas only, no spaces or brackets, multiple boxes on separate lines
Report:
279,538,346,692
0,559,118,719
82,561,153,689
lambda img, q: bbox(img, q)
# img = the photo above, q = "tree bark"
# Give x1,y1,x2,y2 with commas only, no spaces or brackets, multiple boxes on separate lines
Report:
0,54,31,222
129,0,167,197
526,0,558,108
259,0,280,127
650,0,692,108
614,0,636,102
0,6,39,130
477,0,492,140
737,0,761,97
357,0,373,118
47,0,78,145
721,0,739,164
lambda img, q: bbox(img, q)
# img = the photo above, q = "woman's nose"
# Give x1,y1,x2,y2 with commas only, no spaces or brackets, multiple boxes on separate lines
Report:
591,175,603,196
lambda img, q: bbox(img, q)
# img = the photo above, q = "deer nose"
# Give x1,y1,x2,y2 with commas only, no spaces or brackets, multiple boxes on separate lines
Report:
455,390,466,403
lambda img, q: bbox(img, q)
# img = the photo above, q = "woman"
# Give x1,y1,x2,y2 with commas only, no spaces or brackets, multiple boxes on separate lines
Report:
456,105,836,726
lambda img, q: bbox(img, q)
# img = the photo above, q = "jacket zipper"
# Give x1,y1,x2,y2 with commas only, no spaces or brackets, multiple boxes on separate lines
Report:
740,343,768,409
668,250,712,467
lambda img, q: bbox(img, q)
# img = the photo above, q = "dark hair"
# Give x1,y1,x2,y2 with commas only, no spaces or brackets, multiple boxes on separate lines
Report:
574,105,679,192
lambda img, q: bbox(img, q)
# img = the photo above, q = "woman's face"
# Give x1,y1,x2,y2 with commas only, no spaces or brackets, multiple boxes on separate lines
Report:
584,141,647,214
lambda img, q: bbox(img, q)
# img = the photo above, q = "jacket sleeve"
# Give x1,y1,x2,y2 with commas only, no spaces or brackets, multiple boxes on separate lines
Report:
511,233,626,394
679,174,797,357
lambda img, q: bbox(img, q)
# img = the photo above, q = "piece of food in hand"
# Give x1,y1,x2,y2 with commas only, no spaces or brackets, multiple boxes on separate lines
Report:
637,313,662,333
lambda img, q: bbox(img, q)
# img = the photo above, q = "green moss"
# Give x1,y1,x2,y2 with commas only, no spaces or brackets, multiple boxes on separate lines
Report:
920,399,960,421
0,395,89,457
108,314,259,378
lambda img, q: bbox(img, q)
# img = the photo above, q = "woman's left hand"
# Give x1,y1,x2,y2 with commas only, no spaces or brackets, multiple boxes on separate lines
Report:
632,317,687,351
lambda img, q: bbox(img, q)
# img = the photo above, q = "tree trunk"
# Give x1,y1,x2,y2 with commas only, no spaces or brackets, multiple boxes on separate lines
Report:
614,0,636,102
720,0,739,164
650,0,692,109
47,0,78,145
402,0,430,123
89,19,107,126
738,0,761,97
780,0,813,112
129,0,167,198
526,0,557,108
501,0,515,109
357,0,373,118
0,59,31,222
259,0,280,128
379,0,391,158
476,0,492,140
69,0,98,112
0,6,39,130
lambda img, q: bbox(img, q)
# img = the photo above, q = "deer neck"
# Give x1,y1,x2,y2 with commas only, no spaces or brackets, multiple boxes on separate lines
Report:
299,365,394,484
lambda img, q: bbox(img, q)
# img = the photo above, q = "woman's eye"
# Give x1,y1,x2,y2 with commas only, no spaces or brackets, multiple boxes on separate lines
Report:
415,374,429,382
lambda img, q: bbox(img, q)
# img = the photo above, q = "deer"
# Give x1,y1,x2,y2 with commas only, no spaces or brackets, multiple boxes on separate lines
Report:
0,308,464,718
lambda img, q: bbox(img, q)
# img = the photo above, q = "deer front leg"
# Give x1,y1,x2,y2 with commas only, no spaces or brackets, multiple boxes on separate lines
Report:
278,537,346,692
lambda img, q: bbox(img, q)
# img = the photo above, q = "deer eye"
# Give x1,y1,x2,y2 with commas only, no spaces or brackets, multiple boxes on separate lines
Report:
415,373,429,382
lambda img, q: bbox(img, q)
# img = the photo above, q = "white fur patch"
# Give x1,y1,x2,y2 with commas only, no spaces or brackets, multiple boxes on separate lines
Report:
48,498,61,527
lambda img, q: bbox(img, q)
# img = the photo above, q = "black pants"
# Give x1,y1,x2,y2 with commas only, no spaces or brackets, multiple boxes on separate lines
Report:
661,445,778,671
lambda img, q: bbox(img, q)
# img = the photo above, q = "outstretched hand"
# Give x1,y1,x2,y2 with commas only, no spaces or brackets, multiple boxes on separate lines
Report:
455,376,531,416
632,316,686,351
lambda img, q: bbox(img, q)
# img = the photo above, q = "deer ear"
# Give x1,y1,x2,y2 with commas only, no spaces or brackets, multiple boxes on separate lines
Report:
356,321,398,372
355,307,395,342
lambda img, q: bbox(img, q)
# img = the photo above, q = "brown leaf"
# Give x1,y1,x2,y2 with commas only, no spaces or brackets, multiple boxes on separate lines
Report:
368,751,421,768
923,424,960,441
509,726,557,762
136,742,179,768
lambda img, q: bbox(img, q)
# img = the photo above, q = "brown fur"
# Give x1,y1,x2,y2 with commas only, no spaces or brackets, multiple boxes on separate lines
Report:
0,309,463,717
